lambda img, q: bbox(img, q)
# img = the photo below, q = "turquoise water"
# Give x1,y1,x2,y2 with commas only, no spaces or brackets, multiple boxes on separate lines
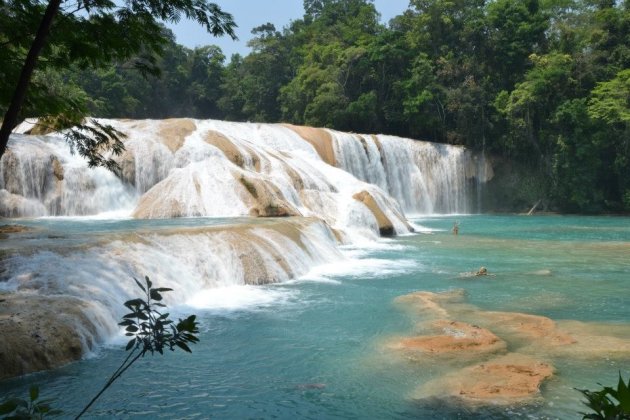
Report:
1,215,629,418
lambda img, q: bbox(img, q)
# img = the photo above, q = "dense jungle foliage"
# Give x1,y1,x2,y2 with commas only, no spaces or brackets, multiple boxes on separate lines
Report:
1,0,629,213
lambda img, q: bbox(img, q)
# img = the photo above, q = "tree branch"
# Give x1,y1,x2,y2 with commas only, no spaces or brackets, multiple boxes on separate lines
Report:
0,0,63,160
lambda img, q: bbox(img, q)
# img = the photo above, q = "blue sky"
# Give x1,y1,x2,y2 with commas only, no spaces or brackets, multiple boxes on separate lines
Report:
168,0,410,58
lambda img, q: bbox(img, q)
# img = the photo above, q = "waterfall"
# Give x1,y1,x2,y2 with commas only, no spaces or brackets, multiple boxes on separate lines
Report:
1,119,490,221
0,218,341,365
0,118,494,378
328,130,486,214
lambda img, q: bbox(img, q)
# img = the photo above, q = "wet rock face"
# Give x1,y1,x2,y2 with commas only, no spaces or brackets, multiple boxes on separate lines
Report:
206,130,246,168
115,149,136,186
51,156,64,181
159,119,196,153
284,124,336,166
352,190,395,236
0,295,100,380
237,173,301,218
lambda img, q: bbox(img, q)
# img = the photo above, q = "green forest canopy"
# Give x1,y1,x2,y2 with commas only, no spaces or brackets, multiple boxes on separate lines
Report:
1,0,629,213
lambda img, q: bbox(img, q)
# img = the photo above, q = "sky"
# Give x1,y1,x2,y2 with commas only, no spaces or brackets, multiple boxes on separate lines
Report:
167,0,410,58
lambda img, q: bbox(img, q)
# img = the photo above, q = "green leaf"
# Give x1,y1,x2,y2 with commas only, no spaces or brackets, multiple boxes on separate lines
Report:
124,298,144,309
36,403,50,413
616,373,630,411
150,289,163,301
126,338,136,351
175,341,192,353
145,275,152,290
134,277,146,292
0,399,19,415
29,385,39,402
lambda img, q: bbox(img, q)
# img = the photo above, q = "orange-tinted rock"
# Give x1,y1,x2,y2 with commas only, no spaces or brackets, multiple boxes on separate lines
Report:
389,320,506,357
546,320,630,359
394,289,466,318
473,311,576,347
50,156,64,181
0,225,32,234
352,190,395,236
417,353,554,404
236,173,302,218
284,124,336,166
205,130,246,167
158,118,196,153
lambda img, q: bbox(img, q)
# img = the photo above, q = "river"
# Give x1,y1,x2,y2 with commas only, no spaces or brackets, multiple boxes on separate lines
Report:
1,214,629,419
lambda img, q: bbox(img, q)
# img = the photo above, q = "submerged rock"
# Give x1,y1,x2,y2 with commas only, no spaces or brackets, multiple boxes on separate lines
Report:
388,320,507,360
416,353,554,404
470,311,577,348
394,289,467,319
0,224,32,234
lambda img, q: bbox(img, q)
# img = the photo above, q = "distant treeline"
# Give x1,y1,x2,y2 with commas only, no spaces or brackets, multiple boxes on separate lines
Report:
11,0,630,212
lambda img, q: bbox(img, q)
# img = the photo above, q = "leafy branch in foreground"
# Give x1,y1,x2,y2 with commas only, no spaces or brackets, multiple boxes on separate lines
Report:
577,373,630,419
75,275,199,419
0,385,61,419
0,276,198,419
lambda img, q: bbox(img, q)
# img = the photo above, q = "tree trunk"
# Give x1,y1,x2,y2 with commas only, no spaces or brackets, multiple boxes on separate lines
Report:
0,0,62,160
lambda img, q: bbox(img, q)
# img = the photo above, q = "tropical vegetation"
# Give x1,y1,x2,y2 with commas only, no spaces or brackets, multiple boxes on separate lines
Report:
1,0,629,212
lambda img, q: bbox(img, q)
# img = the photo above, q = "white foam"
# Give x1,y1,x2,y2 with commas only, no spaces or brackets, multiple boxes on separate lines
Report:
185,285,296,312
409,222,440,233
302,257,418,281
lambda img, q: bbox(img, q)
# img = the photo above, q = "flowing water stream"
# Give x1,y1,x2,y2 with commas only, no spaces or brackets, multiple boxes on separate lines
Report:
1,215,629,419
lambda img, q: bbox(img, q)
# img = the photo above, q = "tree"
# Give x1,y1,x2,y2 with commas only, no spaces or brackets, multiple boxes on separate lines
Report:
588,69,630,210
219,23,293,122
0,0,235,167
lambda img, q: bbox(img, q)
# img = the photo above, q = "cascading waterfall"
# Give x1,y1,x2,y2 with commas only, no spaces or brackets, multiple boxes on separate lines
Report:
0,134,137,217
2,119,491,221
0,218,342,378
0,118,492,378
328,130,490,214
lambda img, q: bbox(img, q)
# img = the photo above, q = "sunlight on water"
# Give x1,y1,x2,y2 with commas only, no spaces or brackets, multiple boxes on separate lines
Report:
1,215,629,419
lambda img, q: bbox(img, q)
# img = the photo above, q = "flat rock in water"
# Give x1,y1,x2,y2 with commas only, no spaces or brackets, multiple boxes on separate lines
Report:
415,353,554,405
470,311,577,347
388,320,507,360
394,289,467,319
0,224,32,234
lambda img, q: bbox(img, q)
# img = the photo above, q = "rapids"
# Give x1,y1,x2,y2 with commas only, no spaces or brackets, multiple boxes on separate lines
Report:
0,119,491,380
0,215,628,419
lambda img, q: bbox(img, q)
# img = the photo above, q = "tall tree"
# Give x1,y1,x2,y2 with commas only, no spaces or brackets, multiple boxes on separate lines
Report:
0,0,235,167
